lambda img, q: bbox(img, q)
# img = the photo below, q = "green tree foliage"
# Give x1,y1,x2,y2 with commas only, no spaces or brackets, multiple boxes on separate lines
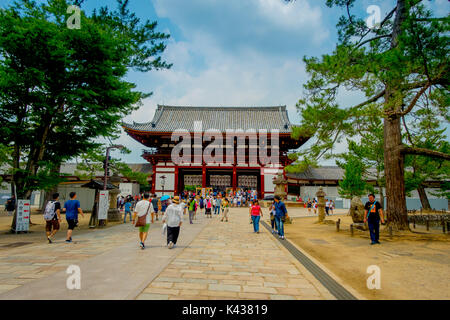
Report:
0,0,170,201
75,146,149,186
288,0,449,229
337,155,372,199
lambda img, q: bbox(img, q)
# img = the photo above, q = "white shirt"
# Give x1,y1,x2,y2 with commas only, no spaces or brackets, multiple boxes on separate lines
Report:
326,201,330,208
134,199,151,224
163,203,184,227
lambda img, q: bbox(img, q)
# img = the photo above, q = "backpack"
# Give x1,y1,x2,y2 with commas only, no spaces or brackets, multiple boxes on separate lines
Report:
43,201,56,221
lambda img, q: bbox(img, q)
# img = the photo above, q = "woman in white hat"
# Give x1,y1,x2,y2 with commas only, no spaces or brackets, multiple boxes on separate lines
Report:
162,196,184,249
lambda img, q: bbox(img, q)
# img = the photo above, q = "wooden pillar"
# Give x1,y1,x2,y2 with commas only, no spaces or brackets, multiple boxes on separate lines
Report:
260,167,264,199
232,165,237,192
151,167,156,194
202,164,206,188
174,166,179,195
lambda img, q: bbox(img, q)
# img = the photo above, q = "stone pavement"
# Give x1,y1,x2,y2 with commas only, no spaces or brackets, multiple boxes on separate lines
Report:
137,208,335,300
0,207,338,300
0,214,208,299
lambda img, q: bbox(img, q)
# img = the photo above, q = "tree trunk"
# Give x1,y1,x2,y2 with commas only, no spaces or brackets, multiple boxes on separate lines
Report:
378,184,384,209
383,116,409,230
417,184,431,210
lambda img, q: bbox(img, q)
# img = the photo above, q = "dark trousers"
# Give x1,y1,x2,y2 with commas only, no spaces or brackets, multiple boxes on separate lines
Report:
368,219,380,243
167,226,180,244
270,216,277,230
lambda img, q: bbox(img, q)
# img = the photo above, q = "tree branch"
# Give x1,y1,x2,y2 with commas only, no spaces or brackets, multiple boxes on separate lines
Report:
401,146,450,161
350,90,385,110
398,82,431,116
355,34,392,49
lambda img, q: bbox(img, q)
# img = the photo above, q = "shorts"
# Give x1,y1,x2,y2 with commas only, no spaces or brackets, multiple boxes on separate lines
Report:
205,208,211,215
139,224,150,233
153,207,158,213
66,219,78,230
46,220,60,232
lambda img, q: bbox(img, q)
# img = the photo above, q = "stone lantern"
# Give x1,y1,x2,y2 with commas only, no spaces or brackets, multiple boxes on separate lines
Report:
107,173,122,222
273,173,291,224
316,187,326,223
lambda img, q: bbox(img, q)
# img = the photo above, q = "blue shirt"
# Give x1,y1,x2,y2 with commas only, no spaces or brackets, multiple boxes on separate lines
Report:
274,201,287,218
64,199,80,220
124,202,132,212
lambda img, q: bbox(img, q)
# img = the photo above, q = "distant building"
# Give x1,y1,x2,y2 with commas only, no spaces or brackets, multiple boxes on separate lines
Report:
122,105,309,198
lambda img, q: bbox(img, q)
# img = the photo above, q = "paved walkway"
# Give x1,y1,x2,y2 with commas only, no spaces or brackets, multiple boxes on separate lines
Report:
0,208,336,300
0,215,208,299
137,209,334,300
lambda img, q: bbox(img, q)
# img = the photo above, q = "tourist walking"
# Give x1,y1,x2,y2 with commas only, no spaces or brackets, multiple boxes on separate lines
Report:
274,195,287,240
307,198,312,213
325,199,330,216
123,199,132,223
220,197,230,222
249,200,263,233
151,194,159,223
132,193,152,250
162,196,184,249
62,192,84,243
205,197,212,218
269,201,277,234
364,193,385,245
199,196,204,214
188,196,196,224
214,196,221,215
43,193,61,243
5,195,15,216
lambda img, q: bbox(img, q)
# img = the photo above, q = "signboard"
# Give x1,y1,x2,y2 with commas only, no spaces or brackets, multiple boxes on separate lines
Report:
98,191,109,220
16,199,30,232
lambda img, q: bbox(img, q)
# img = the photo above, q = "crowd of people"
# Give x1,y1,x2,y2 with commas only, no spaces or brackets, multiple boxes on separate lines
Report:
34,188,383,247
305,197,335,215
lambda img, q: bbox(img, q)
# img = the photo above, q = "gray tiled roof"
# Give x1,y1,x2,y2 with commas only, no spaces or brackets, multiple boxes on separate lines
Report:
59,163,152,176
122,105,294,133
286,166,379,181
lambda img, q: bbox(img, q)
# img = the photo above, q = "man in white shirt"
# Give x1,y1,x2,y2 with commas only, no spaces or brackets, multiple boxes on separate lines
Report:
162,196,184,249
325,199,331,216
132,193,152,250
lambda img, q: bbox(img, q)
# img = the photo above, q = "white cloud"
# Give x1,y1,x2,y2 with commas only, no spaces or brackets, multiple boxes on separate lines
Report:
119,0,331,163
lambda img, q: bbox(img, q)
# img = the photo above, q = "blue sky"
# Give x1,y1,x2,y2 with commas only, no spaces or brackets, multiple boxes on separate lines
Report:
1,0,448,164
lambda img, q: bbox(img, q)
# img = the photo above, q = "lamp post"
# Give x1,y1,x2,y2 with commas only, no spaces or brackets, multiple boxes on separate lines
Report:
103,144,124,190
160,175,166,195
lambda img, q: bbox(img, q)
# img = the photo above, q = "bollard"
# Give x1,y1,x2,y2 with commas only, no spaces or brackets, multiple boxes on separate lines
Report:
443,222,446,234
426,220,429,231
447,222,450,234
389,226,393,238
350,224,354,236
413,220,416,229
336,219,340,232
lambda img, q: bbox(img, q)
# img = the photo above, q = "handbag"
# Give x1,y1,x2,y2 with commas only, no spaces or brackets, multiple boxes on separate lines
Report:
135,202,151,227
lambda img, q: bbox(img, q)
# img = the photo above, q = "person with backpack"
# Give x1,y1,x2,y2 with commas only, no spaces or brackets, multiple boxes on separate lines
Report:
274,195,287,240
44,193,61,243
62,192,84,243
188,196,196,224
